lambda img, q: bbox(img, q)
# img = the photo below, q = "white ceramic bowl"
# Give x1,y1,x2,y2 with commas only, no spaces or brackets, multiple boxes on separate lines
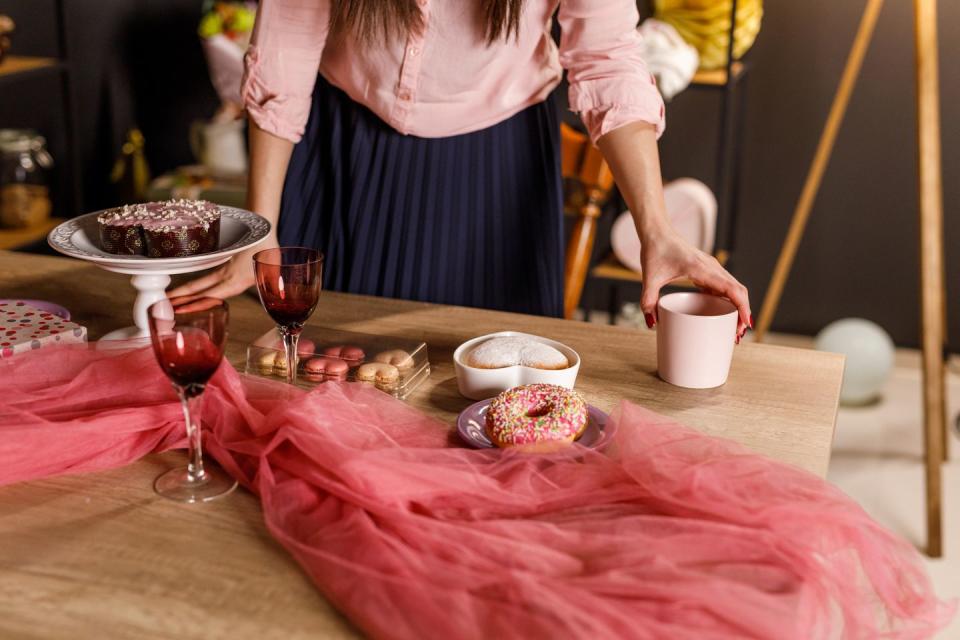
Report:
453,331,581,400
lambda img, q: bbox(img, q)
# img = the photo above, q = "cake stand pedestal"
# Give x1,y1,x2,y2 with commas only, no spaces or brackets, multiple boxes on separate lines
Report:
47,207,271,343
97,267,234,341
101,273,172,341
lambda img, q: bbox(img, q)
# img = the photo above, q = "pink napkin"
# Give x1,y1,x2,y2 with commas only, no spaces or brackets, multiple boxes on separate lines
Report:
0,345,953,639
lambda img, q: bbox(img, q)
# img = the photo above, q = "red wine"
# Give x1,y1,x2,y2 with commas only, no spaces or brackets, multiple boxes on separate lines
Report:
253,248,323,344
154,328,223,387
262,296,318,328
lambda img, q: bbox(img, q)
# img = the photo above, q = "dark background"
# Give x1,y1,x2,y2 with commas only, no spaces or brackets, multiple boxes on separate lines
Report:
0,0,957,348
0,0,220,214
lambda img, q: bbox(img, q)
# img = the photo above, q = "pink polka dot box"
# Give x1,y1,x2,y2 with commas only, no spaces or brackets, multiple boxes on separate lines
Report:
0,300,87,359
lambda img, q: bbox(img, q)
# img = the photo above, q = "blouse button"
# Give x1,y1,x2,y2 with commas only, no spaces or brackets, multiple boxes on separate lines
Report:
408,47,419,56
399,92,411,102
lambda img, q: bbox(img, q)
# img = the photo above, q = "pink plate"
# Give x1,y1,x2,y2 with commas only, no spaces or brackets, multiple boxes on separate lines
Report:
457,399,613,450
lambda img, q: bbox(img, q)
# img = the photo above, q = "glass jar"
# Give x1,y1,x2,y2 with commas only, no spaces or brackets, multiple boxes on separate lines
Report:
0,129,54,228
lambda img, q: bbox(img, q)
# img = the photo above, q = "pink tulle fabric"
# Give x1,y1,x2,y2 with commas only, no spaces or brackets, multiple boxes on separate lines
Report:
1,345,953,639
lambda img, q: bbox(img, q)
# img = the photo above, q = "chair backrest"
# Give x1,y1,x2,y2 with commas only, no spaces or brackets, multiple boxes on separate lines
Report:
561,122,615,319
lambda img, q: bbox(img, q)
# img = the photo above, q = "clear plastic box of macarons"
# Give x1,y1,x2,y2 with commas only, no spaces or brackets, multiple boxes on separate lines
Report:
244,327,430,400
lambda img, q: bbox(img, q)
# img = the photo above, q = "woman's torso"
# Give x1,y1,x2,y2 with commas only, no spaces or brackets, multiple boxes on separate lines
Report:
319,1,563,137
243,0,660,143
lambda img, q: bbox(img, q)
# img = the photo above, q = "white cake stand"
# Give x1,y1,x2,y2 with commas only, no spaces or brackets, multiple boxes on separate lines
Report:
48,206,271,341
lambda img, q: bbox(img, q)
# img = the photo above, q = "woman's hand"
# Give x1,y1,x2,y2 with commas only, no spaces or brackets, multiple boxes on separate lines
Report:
639,225,752,341
595,122,751,341
167,234,279,300
169,123,294,301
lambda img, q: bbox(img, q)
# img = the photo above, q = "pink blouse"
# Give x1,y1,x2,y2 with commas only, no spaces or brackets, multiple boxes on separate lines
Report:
241,0,665,145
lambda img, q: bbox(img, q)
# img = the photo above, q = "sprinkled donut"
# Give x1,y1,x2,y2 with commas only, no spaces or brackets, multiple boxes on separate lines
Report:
485,383,588,451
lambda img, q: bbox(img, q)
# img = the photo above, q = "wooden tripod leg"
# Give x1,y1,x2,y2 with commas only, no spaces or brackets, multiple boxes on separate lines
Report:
914,0,945,558
942,352,949,464
941,281,949,463
754,0,884,342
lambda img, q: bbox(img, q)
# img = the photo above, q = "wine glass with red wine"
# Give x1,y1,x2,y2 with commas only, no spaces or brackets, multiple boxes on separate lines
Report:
253,247,323,386
147,296,237,503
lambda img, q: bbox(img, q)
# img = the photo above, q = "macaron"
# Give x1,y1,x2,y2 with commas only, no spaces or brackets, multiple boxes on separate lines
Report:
256,351,277,376
273,352,294,376
303,356,350,382
322,345,366,363
374,349,414,371
356,362,400,390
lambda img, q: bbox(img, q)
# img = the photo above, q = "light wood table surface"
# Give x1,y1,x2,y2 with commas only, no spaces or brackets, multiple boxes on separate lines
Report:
0,251,843,639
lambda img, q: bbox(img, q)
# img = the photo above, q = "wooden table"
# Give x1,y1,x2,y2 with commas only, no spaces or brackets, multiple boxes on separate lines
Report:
0,251,844,639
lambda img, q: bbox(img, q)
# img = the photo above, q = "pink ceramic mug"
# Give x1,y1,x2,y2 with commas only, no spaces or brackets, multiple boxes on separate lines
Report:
657,292,738,389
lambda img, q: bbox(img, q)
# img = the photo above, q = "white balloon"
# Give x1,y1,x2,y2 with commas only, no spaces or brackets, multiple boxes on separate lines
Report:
814,318,895,405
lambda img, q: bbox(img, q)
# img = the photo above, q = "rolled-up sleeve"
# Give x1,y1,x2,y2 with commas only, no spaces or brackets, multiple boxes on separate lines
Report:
558,0,665,144
241,0,330,143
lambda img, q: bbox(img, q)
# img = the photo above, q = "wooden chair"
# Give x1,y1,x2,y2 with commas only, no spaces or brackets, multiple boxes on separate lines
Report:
561,122,615,319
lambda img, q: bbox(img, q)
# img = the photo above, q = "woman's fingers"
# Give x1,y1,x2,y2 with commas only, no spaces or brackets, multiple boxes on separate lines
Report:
639,234,752,342
729,283,752,334
690,261,752,340
194,279,249,301
167,267,226,299
639,275,666,327
721,280,751,340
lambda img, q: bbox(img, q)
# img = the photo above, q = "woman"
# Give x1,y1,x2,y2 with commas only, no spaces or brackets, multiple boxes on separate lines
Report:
172,0,751,335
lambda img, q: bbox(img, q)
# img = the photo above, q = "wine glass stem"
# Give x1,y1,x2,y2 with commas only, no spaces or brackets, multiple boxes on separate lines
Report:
176,384,206,482
280,327,300,386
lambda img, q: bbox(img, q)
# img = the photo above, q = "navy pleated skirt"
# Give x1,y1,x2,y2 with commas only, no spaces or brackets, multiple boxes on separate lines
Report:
278,75,564,317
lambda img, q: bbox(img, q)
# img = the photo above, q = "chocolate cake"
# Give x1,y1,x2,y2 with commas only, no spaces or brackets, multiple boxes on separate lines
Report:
98,200,221,257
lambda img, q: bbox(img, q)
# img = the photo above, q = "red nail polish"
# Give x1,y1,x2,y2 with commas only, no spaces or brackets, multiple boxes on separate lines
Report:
749,314,754,329
644,313,655,329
